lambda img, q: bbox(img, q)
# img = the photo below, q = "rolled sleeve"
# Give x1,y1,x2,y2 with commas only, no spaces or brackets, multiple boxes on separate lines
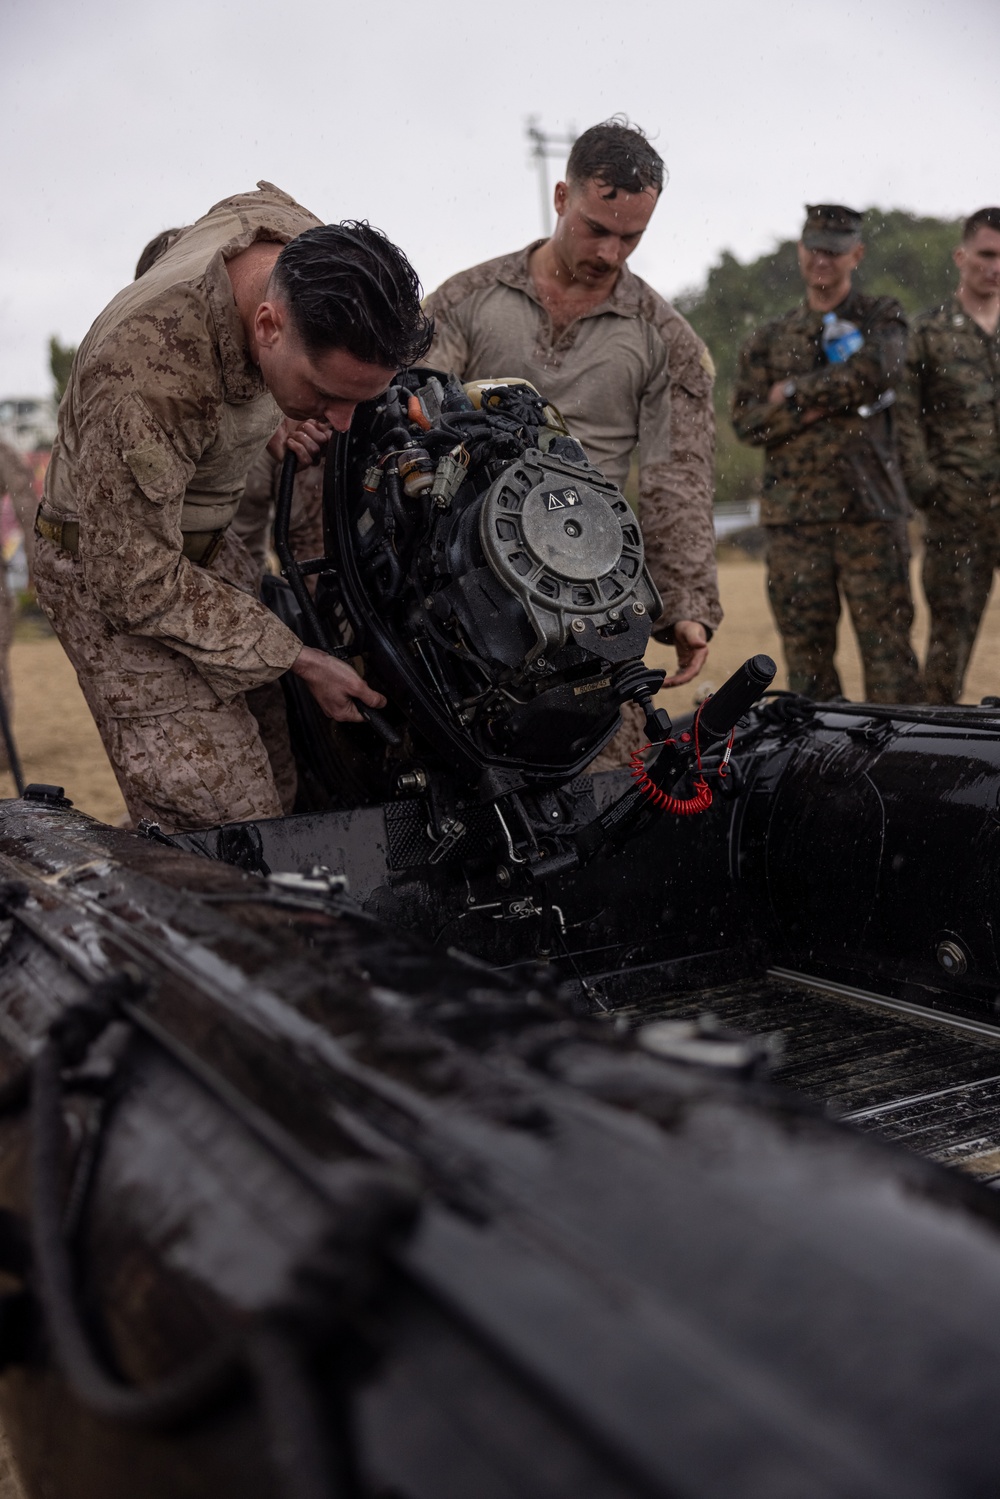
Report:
638,339,722,634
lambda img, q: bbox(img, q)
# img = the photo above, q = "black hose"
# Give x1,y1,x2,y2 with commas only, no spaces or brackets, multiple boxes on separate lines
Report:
28,1041,243,1428
377,425,413,452
372,545,404,605
275,453,334,653
24,1026,368,1496
0,1066,30,1117
423,415,493,446
249,1325,359,1499
276,453,400,748
383,465,411,553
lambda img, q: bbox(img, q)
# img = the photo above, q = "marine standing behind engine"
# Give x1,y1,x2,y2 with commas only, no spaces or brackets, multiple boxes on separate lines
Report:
423,118,721,767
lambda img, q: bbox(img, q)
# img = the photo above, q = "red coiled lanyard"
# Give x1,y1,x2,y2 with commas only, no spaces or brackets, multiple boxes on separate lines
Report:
628,699,734,816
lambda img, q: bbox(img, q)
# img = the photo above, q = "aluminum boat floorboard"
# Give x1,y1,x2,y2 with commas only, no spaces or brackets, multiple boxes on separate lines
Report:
619,972,1000,1184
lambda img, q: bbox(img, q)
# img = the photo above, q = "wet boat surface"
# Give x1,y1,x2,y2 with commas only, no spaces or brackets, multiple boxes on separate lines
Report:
617,970,1000,1183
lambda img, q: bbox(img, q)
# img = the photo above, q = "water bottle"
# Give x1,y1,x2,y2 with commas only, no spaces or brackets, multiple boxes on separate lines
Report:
822,311,864,363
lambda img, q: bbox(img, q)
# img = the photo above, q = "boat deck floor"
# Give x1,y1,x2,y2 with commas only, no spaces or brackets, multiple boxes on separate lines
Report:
622,970,1000,1185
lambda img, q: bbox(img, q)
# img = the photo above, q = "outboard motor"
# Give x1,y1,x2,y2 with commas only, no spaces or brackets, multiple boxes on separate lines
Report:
276,370,662,803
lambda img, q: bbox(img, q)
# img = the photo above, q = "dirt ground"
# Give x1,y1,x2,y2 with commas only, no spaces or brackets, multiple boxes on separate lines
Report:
3,554,1000,826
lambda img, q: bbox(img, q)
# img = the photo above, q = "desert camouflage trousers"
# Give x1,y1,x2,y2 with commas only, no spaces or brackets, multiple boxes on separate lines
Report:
34,534,296,832
921,504,1000,705
765,520,920,703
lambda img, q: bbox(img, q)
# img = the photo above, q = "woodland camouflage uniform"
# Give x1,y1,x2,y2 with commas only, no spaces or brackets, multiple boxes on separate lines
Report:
896,296,1000,703
732,286,920,702
34,183,320,831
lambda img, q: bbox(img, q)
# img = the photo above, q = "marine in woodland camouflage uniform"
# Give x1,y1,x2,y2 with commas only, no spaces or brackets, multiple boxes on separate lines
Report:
732,204,919,703
896,207,1000,703
35,185,428,831
0,440,38,715
424,120,720,768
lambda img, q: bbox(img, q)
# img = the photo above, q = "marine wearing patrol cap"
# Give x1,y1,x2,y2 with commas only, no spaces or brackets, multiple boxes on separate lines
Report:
802,204,863,253
731,197,918,706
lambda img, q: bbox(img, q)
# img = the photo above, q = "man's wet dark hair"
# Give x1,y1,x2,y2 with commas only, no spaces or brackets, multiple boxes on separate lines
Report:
963,207,1000,242
270,221,433,369
566,117,665,198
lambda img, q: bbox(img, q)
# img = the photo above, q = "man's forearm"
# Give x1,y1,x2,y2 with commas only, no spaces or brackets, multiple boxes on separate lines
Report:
638,467,722,636
790,323,904,412
732,393,818,447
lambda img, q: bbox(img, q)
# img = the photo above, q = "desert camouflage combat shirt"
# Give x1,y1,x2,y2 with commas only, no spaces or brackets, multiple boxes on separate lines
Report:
896,296,1000,512
731,288,909,526
43,182,321,701
424,244,721,635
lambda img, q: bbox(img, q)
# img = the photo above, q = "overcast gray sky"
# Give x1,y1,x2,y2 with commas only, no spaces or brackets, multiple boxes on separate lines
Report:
2,0,997,394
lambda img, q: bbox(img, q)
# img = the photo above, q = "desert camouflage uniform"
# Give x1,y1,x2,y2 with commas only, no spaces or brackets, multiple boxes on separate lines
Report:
0,441,39,712
424,245,720,768
732,288,920,702
35,182,321,831
896,296,1000,703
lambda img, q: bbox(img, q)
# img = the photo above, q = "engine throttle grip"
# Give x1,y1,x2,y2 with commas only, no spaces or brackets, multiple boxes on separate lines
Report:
358,704,402,747
697,655,776,742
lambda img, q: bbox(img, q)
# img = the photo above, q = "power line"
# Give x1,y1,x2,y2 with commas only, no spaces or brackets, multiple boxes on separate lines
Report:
525,117,577,236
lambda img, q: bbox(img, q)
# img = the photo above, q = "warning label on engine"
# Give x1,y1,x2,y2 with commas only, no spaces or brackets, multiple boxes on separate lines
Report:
543,487,580,510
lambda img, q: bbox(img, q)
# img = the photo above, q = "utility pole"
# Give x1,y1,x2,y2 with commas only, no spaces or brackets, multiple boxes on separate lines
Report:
525,117,577,237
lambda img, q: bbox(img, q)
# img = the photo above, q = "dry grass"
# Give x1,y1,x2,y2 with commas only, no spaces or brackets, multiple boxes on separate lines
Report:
648,550,1000,715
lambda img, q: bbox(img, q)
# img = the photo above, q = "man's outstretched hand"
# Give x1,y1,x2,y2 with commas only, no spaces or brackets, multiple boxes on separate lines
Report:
291,646,387,724
661,619,709,689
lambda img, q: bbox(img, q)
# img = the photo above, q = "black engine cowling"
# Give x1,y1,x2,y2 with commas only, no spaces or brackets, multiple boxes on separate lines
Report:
309,369,660,794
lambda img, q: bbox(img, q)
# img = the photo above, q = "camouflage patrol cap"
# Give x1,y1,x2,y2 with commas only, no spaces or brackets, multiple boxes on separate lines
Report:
802,204,863,252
